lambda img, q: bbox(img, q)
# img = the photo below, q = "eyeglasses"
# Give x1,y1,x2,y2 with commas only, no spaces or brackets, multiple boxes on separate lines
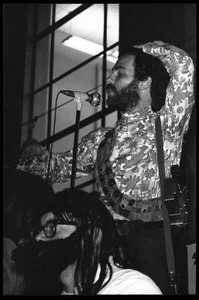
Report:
41,219,78,238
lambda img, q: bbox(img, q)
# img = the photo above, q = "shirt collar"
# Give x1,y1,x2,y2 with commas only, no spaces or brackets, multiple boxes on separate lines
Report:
115,105,154,129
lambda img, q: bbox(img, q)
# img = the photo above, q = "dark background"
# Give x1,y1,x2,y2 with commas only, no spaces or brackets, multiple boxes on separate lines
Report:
3,3,28,167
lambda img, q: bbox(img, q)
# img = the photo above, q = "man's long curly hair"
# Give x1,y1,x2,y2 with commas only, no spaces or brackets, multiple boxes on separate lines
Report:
119,47,170,112
52,189,132,295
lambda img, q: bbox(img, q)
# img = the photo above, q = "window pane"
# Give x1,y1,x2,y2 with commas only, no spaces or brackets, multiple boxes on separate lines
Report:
34,36,51,90
53,4,104,80
32,88,49,142
107,4,119,48
107,45,119,65
51,56,103,136
55,4,82,22
106,111,118,128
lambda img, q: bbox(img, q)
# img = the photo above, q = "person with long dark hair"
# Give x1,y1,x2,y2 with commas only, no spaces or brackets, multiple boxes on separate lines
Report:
3,166,55,295
12,189,162,295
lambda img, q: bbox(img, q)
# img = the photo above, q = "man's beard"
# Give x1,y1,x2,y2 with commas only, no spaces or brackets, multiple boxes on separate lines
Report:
106,79,140,112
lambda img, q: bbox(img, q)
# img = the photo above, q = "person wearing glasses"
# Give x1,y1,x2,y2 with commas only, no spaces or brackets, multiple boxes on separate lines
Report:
16,41,195,294
12,189,162,295
3,167,56,296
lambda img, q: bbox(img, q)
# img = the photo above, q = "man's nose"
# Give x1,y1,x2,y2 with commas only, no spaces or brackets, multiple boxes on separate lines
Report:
106,75,114,85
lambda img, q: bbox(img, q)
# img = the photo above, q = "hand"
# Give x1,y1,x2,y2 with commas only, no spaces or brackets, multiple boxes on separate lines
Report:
18,138,44,165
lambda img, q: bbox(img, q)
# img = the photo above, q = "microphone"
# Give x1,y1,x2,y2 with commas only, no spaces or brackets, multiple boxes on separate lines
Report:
60,90,102,107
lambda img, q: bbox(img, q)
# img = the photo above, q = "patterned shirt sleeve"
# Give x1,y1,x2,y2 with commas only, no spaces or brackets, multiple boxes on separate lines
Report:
17,127,110,183
137,41,195,136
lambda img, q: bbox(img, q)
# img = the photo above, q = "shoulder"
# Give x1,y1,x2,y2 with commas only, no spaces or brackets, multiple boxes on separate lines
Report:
81,127,113,143
99,266,162,295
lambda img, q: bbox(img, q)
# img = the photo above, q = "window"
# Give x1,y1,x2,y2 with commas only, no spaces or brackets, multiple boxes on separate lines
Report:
21,4,119,192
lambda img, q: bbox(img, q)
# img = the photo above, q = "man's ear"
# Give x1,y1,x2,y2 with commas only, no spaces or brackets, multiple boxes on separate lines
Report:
139,76,152,90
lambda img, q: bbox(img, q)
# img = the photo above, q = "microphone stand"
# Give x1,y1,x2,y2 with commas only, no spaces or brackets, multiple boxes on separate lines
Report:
70,97,83,189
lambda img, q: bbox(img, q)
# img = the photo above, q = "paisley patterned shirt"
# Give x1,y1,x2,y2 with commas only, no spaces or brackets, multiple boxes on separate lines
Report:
17,41,195,222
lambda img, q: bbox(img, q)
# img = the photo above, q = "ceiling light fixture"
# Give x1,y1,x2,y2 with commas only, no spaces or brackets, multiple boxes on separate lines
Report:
62,35,118,63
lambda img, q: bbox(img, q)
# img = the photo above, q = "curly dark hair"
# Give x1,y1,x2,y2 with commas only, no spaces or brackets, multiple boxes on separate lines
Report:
119,47,170,112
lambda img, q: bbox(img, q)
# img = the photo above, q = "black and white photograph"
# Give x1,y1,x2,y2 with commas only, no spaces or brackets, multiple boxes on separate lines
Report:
3,3,196,295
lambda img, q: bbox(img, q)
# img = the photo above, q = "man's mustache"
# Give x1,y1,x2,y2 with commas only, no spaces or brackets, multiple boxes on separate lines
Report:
105,83,117,92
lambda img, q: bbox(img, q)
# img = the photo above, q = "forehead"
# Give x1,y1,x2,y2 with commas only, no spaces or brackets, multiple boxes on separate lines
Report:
113,54,135,72
40,212,55,226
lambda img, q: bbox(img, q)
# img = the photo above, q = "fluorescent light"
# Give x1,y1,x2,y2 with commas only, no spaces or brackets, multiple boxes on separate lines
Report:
62,35,103,56
62,35,118,63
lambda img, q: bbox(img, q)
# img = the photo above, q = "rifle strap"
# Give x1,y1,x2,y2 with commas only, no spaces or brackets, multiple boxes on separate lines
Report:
155,115,177,294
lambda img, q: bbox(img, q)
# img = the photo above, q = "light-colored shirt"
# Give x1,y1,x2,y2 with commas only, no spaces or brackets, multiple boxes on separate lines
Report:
98,263,162,295
17,41,195,222
61,257,162,295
